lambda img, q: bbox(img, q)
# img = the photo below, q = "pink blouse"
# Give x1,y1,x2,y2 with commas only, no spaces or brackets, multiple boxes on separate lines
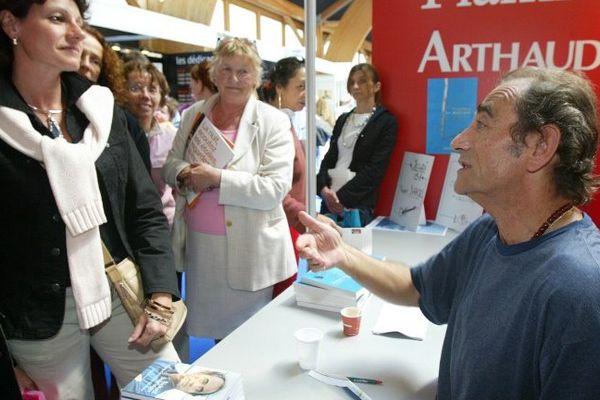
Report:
184,128,237,235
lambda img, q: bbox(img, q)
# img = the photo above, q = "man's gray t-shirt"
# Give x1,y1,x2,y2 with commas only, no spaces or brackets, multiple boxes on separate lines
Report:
411,213,600,399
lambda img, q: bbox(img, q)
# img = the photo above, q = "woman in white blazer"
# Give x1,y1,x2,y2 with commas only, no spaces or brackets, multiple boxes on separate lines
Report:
162,37,296,350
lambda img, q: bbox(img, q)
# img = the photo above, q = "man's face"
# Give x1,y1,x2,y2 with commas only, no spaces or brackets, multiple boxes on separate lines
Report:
174,372,225,394
451,82,529,204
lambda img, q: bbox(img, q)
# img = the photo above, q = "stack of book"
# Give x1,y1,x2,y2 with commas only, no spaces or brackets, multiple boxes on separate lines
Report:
121,359,244,400
294,267,370,312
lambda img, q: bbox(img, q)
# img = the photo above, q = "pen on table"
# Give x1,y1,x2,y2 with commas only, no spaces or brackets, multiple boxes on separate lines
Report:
347,377,383,385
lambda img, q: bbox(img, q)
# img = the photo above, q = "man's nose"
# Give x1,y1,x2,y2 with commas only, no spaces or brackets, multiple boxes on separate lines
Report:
451,129,469,151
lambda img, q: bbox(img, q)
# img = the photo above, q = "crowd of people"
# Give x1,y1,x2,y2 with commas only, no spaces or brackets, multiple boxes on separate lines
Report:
1,0,600,399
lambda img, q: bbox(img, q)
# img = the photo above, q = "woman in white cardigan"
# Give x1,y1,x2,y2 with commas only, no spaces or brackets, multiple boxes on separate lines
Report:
162,37,296,348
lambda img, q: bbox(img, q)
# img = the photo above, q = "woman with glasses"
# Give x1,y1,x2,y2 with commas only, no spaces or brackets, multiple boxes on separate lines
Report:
0,0,180,397
124,59,176,226
317,63,398,227
78,25,151,172
162,37,296,352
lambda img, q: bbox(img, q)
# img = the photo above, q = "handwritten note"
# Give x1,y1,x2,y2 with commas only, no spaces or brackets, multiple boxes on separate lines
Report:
435,152,483,232
390,152,435,230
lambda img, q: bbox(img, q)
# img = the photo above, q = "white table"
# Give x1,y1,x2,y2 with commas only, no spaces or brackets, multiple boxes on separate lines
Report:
193,228,457,399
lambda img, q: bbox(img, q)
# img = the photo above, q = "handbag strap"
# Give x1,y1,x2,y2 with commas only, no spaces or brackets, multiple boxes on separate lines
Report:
184,112,206,151
101,241,117,268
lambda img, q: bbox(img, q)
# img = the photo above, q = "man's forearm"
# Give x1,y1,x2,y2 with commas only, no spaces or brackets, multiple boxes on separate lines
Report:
340,243,420,306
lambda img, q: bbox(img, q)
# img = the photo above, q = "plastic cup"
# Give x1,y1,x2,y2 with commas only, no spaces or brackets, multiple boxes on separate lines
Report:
341,306,362,336
294,327,324,370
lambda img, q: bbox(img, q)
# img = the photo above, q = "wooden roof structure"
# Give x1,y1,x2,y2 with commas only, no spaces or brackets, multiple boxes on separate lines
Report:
123,0,372,62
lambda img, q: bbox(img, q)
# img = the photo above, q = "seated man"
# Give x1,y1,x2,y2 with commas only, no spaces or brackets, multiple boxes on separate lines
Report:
296,67,600,399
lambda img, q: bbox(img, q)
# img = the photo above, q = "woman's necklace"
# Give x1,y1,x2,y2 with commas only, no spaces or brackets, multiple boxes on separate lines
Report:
531,203,574,239
341,106,376,149
28,104,64,139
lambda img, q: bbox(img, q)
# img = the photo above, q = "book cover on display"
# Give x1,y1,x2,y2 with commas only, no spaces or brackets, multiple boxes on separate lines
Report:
184,117,235,207
121,359,244,400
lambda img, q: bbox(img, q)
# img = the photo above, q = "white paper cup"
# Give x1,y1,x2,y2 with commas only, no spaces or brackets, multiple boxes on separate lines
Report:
294,327,324,370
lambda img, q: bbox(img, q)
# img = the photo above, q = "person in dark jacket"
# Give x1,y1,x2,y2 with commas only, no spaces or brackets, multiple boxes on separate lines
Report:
0,1,180,398
317,63,398,226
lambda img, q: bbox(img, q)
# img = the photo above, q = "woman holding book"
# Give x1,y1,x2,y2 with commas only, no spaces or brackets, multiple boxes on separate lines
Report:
317,63,398,226
162,37,296,348
0,0,180,398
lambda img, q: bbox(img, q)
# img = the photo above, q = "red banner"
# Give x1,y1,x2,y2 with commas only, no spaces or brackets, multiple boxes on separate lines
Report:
373,0,600,222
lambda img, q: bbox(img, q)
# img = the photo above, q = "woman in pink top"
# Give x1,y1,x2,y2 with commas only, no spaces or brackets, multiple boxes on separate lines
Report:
162,38,296,357
124,60,176,226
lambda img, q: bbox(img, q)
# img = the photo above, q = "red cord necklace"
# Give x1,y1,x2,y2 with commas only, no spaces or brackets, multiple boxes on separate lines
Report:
531,203,573,239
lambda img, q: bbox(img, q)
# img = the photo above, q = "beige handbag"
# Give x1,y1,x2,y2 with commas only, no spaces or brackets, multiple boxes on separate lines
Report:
102,243,187,347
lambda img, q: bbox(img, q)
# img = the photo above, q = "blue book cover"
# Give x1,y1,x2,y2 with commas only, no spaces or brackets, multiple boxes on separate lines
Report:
121,359,244,399
300,267,366,298
426,77,478,154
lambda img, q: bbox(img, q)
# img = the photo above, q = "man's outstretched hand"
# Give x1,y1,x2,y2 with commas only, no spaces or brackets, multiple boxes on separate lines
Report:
296,211,348,271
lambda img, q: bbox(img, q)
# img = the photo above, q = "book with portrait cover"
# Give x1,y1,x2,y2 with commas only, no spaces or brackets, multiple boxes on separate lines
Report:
121,359,244,400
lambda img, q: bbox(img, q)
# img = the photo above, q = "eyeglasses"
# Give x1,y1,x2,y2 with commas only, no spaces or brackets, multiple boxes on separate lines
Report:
127,83,160,95
216,65,254,81
217,36,257,48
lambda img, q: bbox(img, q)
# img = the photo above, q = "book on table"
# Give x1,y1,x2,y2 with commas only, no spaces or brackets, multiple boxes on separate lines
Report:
300,267,367,297
121,358,244,400
294,282,371,312
294,267,370,312
183,116,235,207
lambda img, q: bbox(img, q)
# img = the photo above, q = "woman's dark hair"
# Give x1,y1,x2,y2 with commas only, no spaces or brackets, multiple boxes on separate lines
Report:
0,0,89,67
346,63,381,104
259,56,304,105
82,25,128,106
190,60,217,95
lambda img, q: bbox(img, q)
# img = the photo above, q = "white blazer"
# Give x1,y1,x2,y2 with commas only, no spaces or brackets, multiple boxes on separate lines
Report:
162,95,297,291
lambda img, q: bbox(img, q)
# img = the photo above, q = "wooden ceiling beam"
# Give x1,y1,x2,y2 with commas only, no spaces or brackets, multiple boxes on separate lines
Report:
239,0,304,22
319,0,352,22
283,14,304,46
324,0,371,61
232,0,284,22
126,0,146,7
136,0,218,55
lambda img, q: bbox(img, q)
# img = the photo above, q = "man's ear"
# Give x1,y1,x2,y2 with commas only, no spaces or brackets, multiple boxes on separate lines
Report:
526,124,560,173
0,10,19,40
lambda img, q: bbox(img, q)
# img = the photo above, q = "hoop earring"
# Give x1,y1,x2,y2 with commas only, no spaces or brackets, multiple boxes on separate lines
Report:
12,37,18,46
277,95,282,109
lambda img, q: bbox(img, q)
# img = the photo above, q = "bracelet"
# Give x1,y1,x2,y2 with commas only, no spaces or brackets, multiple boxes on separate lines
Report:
146,301,174,315
146,298,173,313
144,309,171,326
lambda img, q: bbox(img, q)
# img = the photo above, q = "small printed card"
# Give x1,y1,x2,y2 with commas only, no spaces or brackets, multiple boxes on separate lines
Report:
435,152,483,232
